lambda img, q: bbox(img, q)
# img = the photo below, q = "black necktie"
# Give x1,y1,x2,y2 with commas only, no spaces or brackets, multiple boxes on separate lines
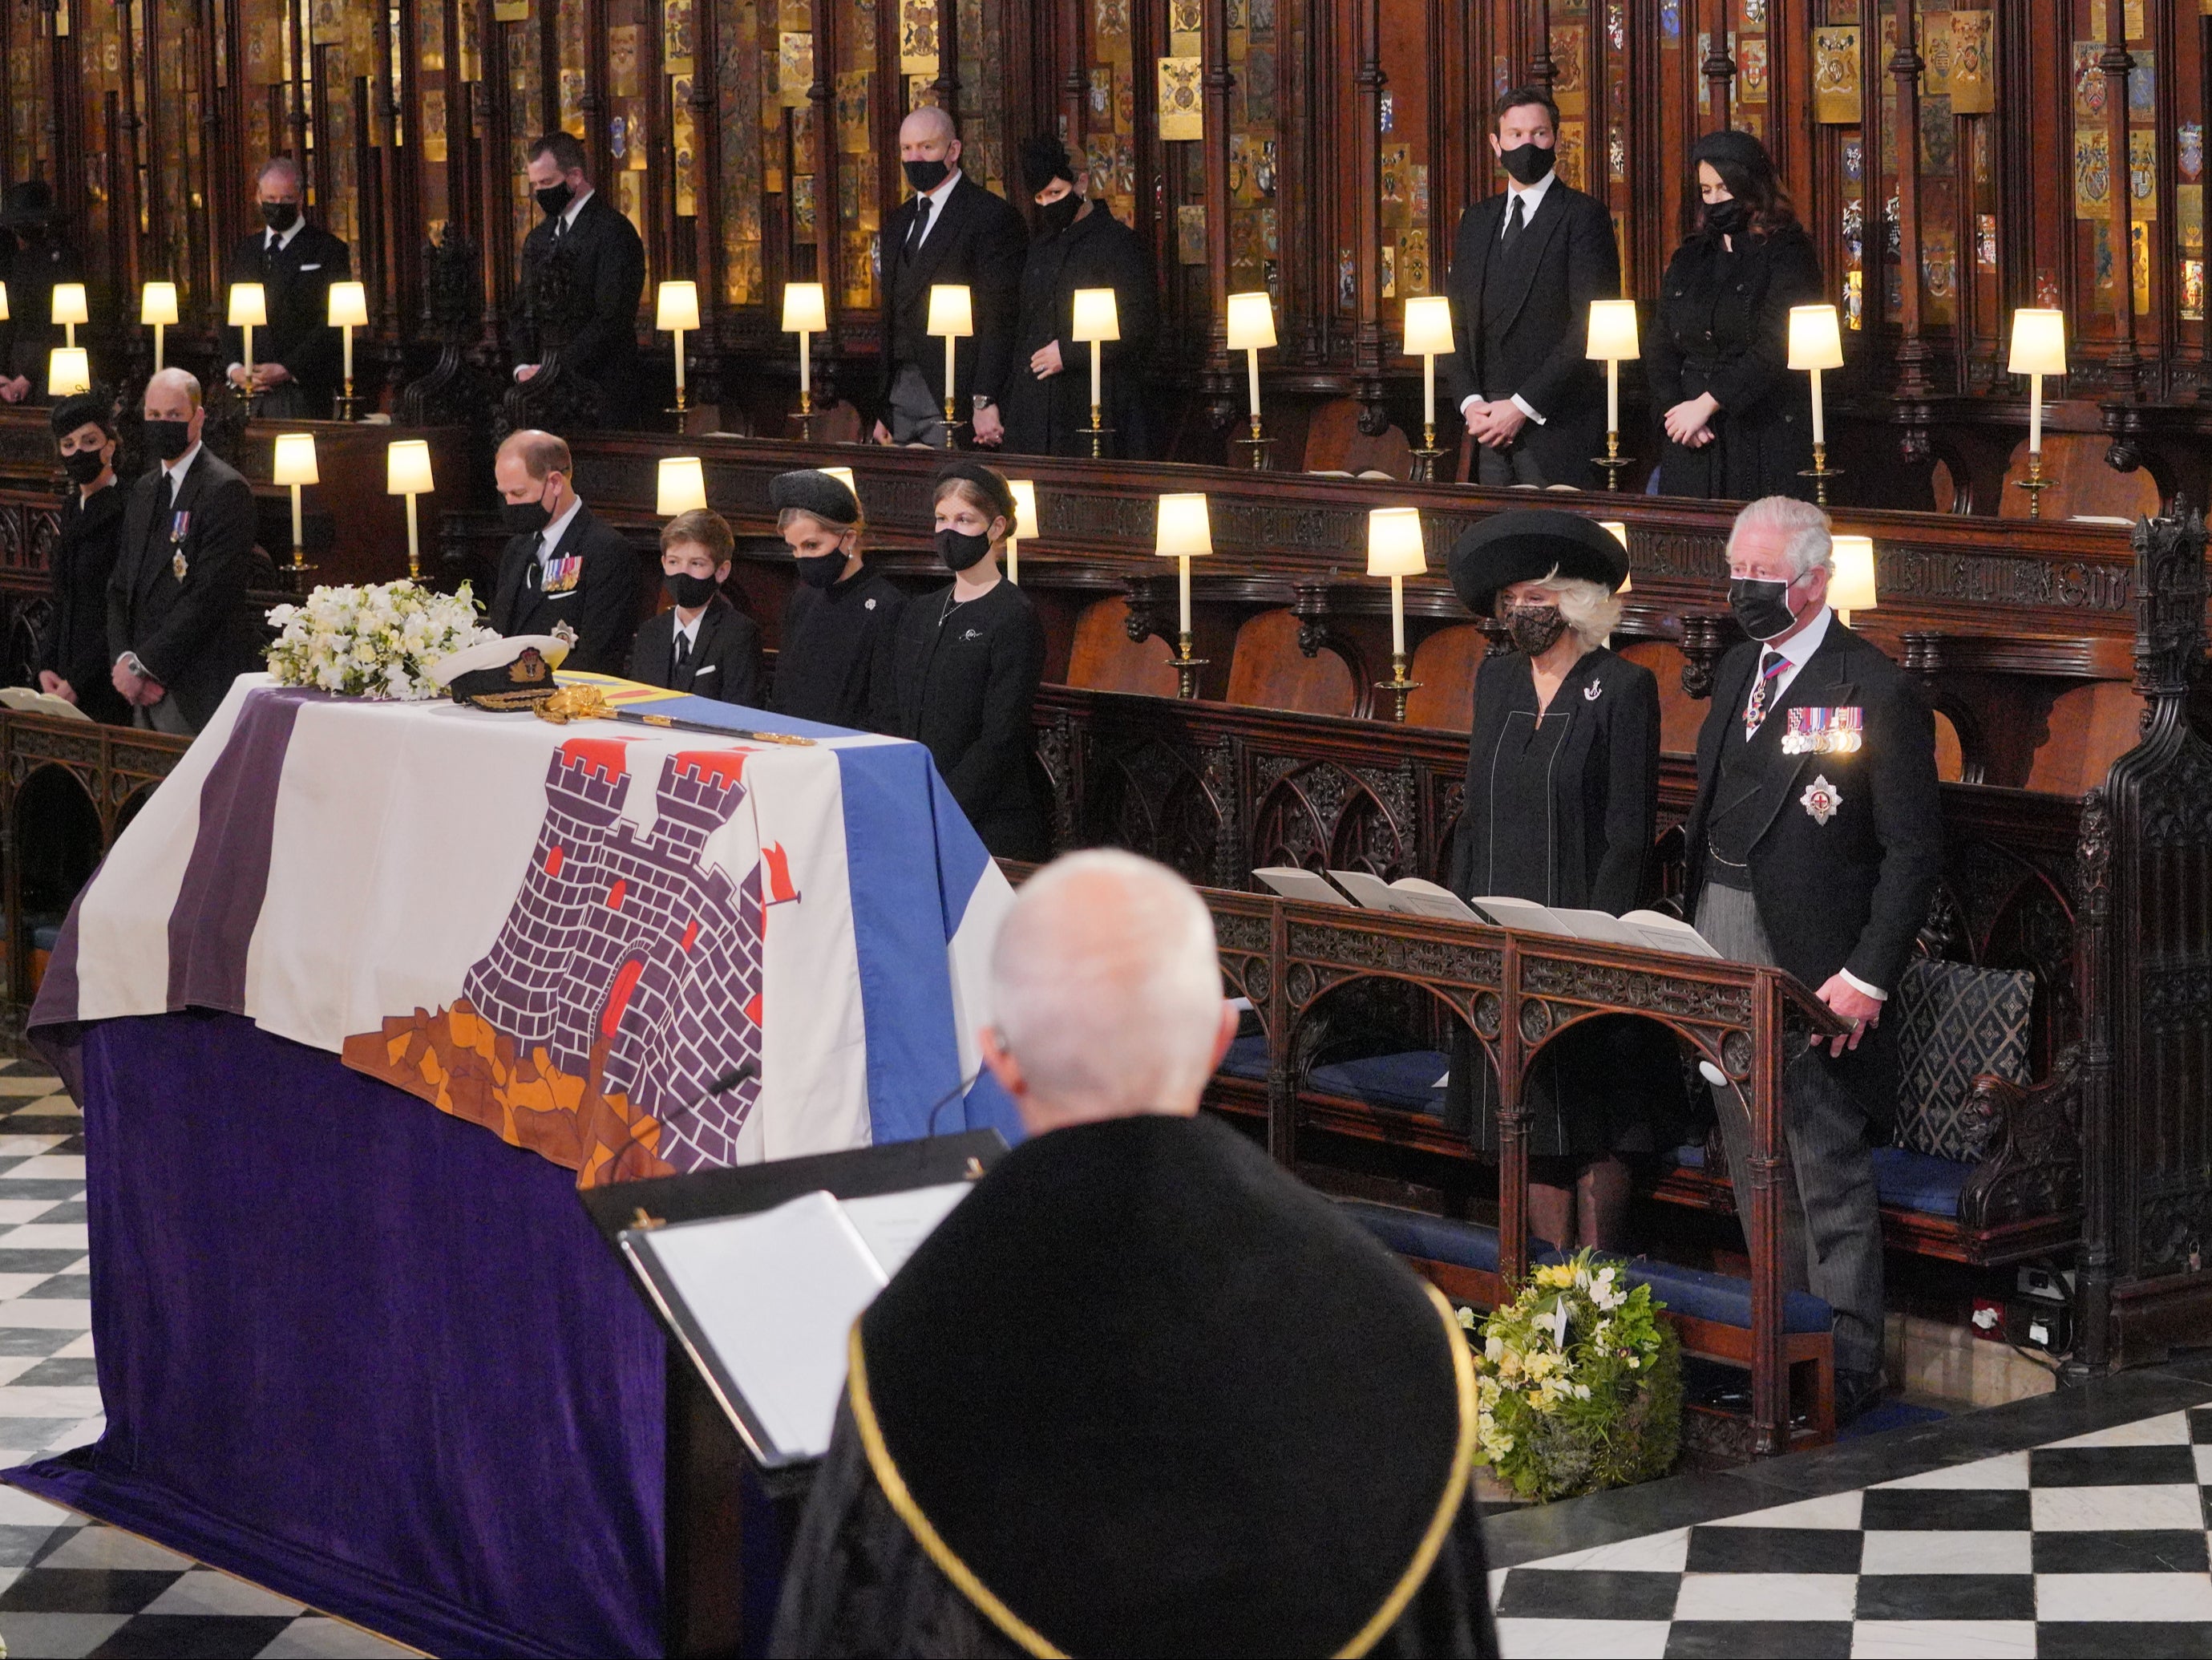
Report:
263,233,277,274
906,196,933,260
1501,193,1525,251
673,632,693,681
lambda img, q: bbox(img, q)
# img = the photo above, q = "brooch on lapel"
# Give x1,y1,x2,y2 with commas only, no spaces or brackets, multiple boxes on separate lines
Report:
1801,775,1842,826
1583,680,1603,701
1781,705,1864,755
172,549,188,581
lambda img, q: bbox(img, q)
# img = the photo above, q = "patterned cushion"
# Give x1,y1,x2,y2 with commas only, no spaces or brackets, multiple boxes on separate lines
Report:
1891,958,2033,1162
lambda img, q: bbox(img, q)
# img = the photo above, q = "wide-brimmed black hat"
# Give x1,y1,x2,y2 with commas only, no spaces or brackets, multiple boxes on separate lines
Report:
0,181,67,229
768,468,860,526
1447,509,1629,614
1020,133,1077,195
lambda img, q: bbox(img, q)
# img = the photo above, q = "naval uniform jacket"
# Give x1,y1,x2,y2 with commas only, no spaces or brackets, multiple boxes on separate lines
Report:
489,504,640,676
1442,180,1620,486
876,175,1027,412
876,576,1046,860
107,449,264,731
1644,222,1825,502
770,569,908,731
41,482,130,725
625,592,762,706
1681,619,1944,1124
221,221,354,415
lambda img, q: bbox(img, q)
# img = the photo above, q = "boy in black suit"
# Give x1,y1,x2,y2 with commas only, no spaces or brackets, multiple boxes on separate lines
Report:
1443,86,1622,488
626,508,762,706
222,157,353,419
488,428,638,675
106,369,264,734
872,107,1026,448
510,132,646,427
1683,495,1943,1423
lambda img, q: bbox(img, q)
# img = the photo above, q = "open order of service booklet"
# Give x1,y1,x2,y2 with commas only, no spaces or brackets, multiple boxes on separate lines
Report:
1252,866,1720,958
621,1181,973,1465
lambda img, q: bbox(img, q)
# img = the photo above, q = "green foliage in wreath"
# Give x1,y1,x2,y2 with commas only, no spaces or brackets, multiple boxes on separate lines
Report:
1458,1249,1683,1503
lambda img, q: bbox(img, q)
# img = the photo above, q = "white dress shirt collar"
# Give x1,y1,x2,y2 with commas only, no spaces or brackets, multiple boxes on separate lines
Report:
162,442,204,493
673,608,706,646
1501,167,1558,233
536,495,584,568
910,168,963,249
265,214,305,252
561,188,594,231
1744,603,1833,715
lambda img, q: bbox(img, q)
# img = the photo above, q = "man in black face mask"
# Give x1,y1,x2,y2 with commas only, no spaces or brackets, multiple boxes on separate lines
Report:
766,468,907,731
105,369,262,735
509,132,646,428
625,508,762,705
220,157,352,418
1680,495,1943,1426
872,107,1025,448
488,428,639,674
1442,87,1621,488
999,135,1156,459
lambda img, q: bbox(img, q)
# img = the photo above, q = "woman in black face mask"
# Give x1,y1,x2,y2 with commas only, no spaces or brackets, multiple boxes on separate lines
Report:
1442,511,1672,1253
33,392,129,723
875,461,1048,860
998,134,1157,459
767,468,909,731
1644,129,1826,504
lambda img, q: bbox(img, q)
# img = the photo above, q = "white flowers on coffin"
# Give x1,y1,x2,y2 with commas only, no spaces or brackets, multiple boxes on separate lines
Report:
265,580,495,702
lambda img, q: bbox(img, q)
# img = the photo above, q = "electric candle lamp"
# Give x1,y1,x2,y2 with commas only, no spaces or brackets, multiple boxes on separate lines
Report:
386,439,435,581
1585,300,1640,490
1600,520,1632,593
1401,296,1454,474
1829,535,1877,626
819,465,857,504
1155,492,1212,698
1225,290,1276,467
327,281,368,419
0,283,10,324
2008,308,2068,518
51,282,87,350
926,284,974,435
229,282,269,389
1787,304,1845,505
657,281,701,412
1006,479,1038,585
1070,287,1120,459
782,281,828,416
1367,506,1427,723
657,455,708,517
271,432,319,571
141,281,178,373
45,347,89,399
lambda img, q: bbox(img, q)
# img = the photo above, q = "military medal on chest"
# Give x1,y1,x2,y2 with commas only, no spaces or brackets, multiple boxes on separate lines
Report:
1781,704,1864,755
1801,775,1842,825
169,510,191,582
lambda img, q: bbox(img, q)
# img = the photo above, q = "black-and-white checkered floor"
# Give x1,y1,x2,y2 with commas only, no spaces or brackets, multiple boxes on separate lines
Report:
0,1063,413,1658
1492,1407,2212,1657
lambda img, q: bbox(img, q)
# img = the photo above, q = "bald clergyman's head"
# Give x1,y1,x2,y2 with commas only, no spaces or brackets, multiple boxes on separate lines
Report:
981,851,1235,1135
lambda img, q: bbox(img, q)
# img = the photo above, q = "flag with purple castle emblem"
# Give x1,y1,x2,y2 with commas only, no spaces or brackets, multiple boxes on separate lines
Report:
34,676,1019,1183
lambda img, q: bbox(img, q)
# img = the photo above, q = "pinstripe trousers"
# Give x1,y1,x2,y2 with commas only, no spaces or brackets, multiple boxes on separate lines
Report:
1696,880,1887,1377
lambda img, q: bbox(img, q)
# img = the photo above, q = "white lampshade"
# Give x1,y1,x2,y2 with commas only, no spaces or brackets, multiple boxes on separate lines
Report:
1401,294,1454,357
2008,308,2068,376
1009,479,1040,541
45,347,89,398
1225,290,1276,351
386,439,435,496
50,282,87,328
327,280,368,329
140,281,179,327
1070,287,1120,342
656,280,701,334
1586,300,1640,362
927,284,974,338
1600,521,1632,591
1830,535,1878,616
271,431,320,487
657,455,708,516
782,281,828,334
1155,492,1212,557
819,464,858,504
1786,304,1845,371
227,281,267,328
1366,507,1426,577
0,281,10,322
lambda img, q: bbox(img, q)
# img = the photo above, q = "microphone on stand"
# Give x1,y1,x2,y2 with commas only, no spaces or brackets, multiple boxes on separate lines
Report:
604,1059,758,1188
924,1071,983,1139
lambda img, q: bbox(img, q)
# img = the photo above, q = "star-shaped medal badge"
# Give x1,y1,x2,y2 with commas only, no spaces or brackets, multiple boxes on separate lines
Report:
1801,775,1842,826
171,549,188,582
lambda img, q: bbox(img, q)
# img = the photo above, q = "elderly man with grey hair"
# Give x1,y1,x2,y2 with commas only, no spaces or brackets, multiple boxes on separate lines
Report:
772,851,1498,1659
221,156,353,417
1680,495,1943,1425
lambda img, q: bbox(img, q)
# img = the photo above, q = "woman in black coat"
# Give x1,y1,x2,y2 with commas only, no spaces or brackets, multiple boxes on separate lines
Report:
1644,129,1825,503
1443,512,1663,1253
876,461,1048,861
35,393,129,724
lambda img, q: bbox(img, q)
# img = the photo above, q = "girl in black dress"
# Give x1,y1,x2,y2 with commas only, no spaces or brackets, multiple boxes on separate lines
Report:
1644,129,1826,502
877,461,1049,860
1444,511,1661,1251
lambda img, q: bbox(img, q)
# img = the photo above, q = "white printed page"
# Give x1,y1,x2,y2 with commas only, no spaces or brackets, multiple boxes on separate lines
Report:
839,1182,974,1278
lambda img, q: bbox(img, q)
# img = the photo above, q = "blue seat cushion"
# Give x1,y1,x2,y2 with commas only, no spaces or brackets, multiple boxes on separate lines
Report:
1673,1144,1708,1170
1872,1146,1971,1219
1339,1200,1522,1272
1616,1257,1834,1336
1219,1034,1270,1082
31,925,58,952
1307,1050,1451,1113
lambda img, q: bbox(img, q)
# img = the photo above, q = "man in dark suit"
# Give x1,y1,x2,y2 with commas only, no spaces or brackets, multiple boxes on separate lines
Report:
871,107,1025,448
510,132,646,427
625,508,762,705
107,369,265,735
488,428,638,675
222,156,353,419
1443,86,1621,488
0,182,87,407
1682,495,1943,1423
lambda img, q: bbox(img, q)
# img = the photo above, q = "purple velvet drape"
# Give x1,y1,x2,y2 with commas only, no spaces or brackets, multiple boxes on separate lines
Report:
8,1011,667,1659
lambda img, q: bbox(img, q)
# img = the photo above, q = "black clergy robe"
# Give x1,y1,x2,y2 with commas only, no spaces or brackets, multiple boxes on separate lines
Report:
770,568,908,731
999,204,1157,459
